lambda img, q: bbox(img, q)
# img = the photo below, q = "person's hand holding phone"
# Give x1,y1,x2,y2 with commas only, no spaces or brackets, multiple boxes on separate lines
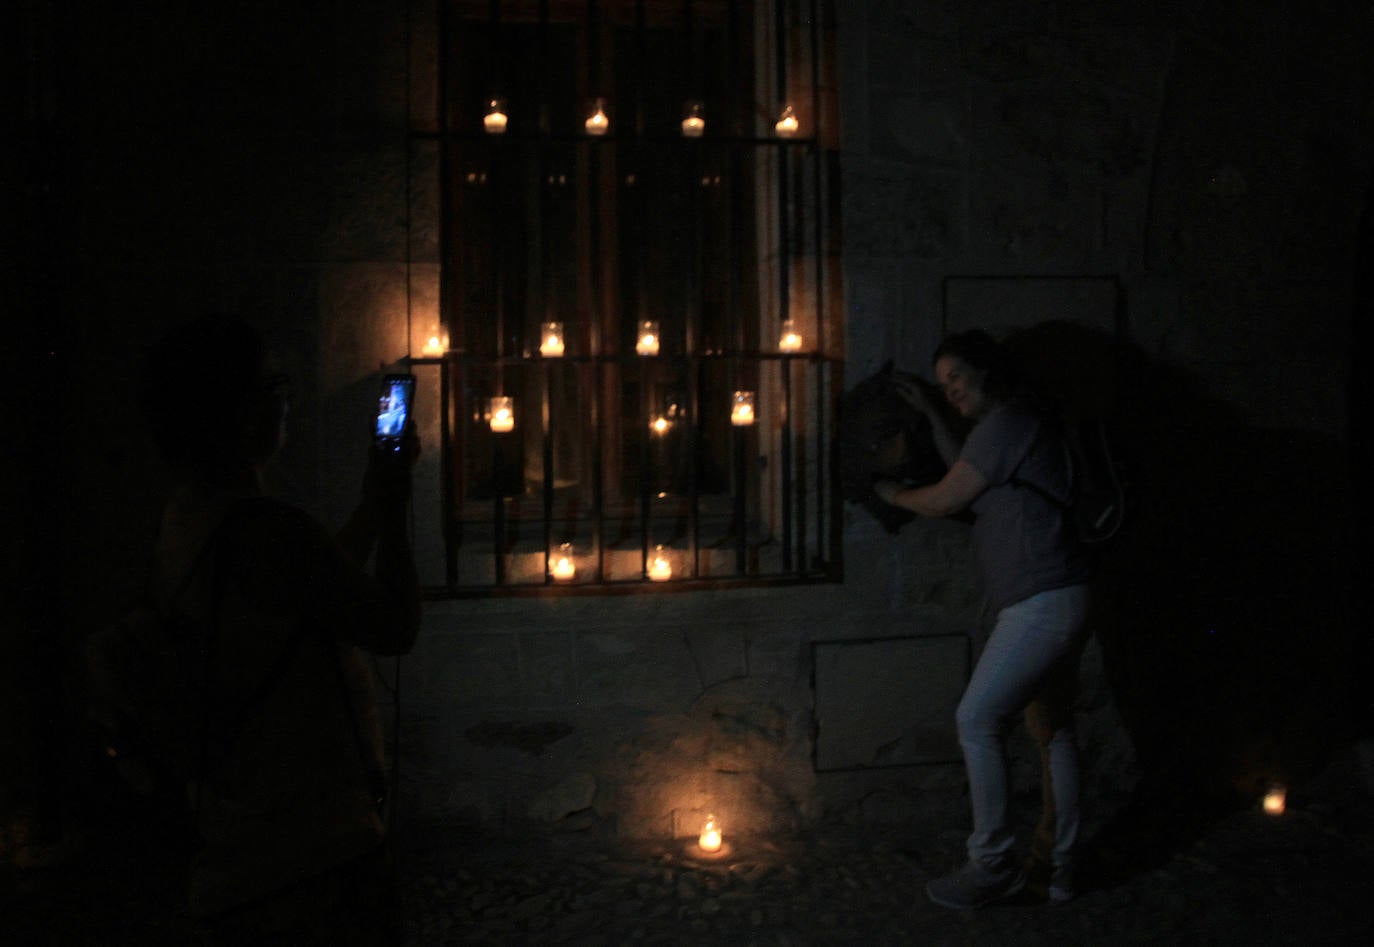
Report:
365,374,419,512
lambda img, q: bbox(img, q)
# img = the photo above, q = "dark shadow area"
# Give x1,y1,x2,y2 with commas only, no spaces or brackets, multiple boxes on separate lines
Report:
1009,320,1355,885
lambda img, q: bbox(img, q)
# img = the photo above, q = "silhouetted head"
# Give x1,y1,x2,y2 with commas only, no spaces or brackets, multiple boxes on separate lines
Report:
138,315,288,482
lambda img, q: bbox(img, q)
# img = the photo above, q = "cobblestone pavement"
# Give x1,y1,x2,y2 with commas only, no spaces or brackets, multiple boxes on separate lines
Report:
397,759,1374,946
6,754,1374,945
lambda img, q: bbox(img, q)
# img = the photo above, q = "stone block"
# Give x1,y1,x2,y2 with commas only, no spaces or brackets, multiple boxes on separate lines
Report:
683,625,747,689
519,630,575,702
576,628,700,711
813,635,969,770
424,632,521,706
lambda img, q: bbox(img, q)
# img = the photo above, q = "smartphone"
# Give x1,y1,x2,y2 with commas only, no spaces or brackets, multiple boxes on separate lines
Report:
374,373,416,452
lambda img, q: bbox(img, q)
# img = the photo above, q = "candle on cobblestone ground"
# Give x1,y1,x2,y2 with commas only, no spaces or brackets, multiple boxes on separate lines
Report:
698,816,721,853
1263,784,1287,816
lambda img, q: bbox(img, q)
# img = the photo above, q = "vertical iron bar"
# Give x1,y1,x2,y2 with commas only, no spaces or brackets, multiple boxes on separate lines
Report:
689,355,701,577
640,360,651,577
734,413,746,574
441,358,457,588
543,360,554,584
781,356,793,571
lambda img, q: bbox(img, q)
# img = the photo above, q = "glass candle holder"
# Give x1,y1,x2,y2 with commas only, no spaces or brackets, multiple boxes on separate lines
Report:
539,321,565,357
681,100,705,138
778,320,803,352
730,390,756,426
648,545,672,581
698,815,722,853
635,320,660,356
550,543,575,581
584,98,610,136
422,328,449,356
774,104,799,138
484,97,509,134
488,396,514,433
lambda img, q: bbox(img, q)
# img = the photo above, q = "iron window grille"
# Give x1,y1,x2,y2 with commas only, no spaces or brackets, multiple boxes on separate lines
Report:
408,0,841,594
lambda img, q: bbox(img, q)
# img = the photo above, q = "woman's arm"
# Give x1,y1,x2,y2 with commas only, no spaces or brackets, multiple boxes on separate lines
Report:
892,374,962,466
874,459,988,518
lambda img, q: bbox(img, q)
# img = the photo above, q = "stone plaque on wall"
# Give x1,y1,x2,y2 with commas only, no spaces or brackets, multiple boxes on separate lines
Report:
943,275,1122,339
812,635,969,771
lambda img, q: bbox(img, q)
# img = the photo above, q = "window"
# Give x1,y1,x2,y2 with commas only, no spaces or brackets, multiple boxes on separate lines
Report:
410,0,839,592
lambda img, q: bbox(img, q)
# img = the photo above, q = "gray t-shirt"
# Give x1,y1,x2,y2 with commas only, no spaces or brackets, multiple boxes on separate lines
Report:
960,402,1091,611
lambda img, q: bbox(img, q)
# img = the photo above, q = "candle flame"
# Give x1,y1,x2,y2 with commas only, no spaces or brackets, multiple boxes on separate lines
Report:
699,816,722,853
1263,785,1287,816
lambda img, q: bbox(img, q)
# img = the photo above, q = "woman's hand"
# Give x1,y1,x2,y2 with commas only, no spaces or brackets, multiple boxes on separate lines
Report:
872,479,905,507
892,372,935,415
363,428,421,511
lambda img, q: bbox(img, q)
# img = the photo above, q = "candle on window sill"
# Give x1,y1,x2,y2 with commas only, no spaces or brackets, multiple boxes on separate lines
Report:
636,321,660,356
775,105,799,139
778,320,803,352
585,99,610,136
488,396,514,433
648,546,672,582
550,543,575,581
681,100,705,138
484,98,508,135
539,321,565,357
422,329,448,357
730,391,756,427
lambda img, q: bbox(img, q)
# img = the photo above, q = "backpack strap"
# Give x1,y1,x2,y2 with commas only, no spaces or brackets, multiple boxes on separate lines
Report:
1006,415,1073,511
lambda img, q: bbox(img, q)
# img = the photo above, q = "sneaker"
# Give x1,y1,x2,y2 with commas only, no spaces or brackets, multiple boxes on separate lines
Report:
925,860,1026,909
1048,864,1075,904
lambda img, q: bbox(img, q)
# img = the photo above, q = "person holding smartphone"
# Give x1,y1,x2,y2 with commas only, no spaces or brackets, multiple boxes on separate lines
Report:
134,315,420,943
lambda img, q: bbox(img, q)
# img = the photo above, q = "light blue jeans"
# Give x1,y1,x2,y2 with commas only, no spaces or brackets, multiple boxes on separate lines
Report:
956,584,1090,871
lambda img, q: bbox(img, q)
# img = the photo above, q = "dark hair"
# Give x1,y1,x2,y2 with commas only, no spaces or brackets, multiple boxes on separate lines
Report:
932,329,1024,404
137,315,270,474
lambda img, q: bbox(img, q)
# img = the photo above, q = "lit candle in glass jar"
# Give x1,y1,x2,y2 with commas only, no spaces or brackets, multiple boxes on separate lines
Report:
774,105,799,138
636,321,660,356
550,543,575,581
539,321,565,357
648,546,672,582
681,100,705,138
1263,784,1287,816
698,815,722,853
484,98,508,134
585,99,610,136
778,320,803,352
422,329,448,356
488,396,514,433
730,391,755,426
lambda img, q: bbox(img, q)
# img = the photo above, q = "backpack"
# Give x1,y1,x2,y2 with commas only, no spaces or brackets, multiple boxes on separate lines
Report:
1011,415,1128,546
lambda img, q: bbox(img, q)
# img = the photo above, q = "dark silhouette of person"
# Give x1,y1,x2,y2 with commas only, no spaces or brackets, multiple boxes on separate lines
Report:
125,315,419,943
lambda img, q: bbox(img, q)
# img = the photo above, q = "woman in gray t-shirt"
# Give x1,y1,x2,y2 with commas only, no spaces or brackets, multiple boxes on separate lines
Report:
874,330,1090,909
